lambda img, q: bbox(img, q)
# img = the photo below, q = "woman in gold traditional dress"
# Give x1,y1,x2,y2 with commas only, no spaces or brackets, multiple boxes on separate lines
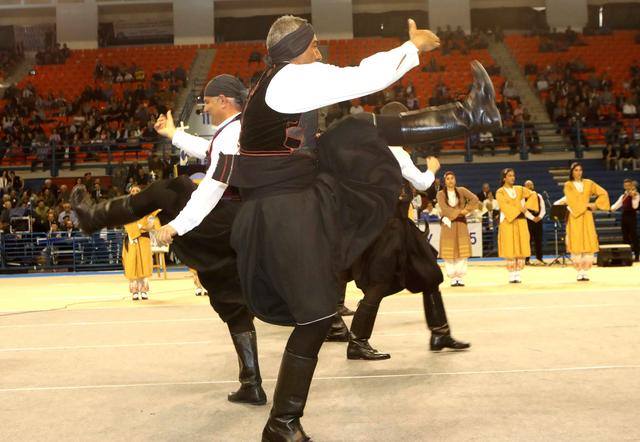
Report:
122,186,160,300
496,168,536,283
436,171,479,286
554,162,609,281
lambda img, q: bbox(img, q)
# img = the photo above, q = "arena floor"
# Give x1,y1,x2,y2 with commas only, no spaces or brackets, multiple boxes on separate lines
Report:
1,262,639,442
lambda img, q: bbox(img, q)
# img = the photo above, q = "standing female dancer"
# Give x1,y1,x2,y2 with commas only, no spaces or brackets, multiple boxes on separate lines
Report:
555,162,609,281
496,169,536,283
437,171,479,287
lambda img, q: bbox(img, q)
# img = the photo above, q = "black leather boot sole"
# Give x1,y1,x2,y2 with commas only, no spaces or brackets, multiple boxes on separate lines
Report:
397,61,502,145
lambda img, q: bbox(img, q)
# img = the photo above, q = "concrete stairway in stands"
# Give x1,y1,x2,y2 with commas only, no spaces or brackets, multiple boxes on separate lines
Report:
488,40,565,150
174,48,216,120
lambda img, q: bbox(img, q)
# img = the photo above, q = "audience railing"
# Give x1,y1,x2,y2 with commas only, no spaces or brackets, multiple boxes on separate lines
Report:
0,230,125,272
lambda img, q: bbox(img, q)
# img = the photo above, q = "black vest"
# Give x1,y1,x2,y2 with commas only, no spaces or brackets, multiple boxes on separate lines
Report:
240,63,318,155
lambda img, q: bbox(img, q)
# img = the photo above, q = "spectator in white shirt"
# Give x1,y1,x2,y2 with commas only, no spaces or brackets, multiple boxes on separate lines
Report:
349,99,364,115
622,100,637,118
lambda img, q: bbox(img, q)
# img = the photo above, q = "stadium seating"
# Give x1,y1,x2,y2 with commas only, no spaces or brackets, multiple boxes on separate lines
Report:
505,32,640,146
18,45,197,101
505,32,638,95
207,38,505,152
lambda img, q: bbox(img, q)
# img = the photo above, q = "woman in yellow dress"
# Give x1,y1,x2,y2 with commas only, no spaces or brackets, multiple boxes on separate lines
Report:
496,168,536,283
436,171,479,287
555,162,609,281
122,186,160,300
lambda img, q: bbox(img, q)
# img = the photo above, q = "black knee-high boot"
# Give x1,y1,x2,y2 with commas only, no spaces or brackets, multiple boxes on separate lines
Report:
262,350,317,442
347,301,390,360
325,314,350,342
228,330,267,405
423,290,471,351
71,185,137,234
360,61,501,146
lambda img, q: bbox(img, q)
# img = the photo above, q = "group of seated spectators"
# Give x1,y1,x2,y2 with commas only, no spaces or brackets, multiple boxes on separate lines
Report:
0,77,181,168
0,154,174,235
1,173,84,235
93,61,187,89
35,42,71,65
601,124,640,171
435,26,492,55
535,58,640,153
535,27,587,53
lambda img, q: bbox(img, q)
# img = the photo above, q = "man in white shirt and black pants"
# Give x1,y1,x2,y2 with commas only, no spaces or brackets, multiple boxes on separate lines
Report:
611,178,640,261
71,75,268,406
347,102,471,361
524,180,546,265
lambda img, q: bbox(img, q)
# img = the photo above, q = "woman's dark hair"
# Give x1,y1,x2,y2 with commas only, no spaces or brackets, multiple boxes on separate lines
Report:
500,168,515,186
442,172,461,207
569,162,582,181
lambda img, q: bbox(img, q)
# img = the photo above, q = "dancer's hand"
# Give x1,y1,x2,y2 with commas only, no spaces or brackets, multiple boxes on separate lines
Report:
154,110,176,140
588,203,597,211
156,224,177,245
408,19,440,53
426,156,440,174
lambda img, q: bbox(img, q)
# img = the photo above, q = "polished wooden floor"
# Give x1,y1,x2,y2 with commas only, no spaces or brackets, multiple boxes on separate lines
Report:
1,262,639,441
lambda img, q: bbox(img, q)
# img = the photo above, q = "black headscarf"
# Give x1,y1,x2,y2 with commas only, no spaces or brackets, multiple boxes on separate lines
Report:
267,23,315,65
203,74,248,105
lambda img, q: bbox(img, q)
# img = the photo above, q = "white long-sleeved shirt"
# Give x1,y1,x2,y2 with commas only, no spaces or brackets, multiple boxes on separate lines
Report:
527,192,546,221
265,41,420,114
388,146,435,191
171,129,211,160
168,113,241,236
611,193,640,211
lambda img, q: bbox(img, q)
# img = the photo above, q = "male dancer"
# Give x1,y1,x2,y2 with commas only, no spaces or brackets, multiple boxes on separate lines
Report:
205,16,501,440
71,75,267,406
523,180,546,265
611,178,640,262
347,102,473,361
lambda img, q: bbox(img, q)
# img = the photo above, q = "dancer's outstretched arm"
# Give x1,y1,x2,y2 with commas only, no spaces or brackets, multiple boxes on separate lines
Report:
266,20,439,114
155,110,210,159
389,146,440,191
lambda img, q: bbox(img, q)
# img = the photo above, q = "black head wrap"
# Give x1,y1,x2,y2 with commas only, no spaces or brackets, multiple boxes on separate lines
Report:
204,74,248,105
267,22,315,65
